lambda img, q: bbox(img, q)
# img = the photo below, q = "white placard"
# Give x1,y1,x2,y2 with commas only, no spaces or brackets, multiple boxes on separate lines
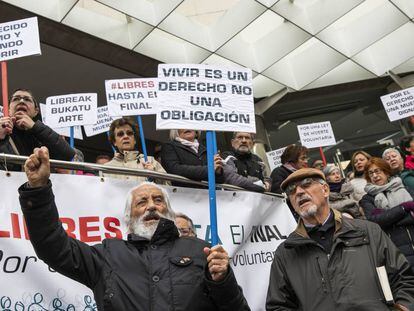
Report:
380,87,414,122
84,106,120,137
39,103,83,140
45,93,98,128
0,17,41,62
156,64,255,133
0,172,296,311
297,121,336,148
105,78,158,117
266,147,287,172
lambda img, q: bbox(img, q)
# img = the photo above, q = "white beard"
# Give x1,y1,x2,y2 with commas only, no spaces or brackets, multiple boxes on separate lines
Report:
129,210,174,240
299,204,318,218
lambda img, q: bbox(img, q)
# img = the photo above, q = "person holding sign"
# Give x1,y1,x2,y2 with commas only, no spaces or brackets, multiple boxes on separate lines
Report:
18,147,250,311
161,129,223,187
266,168,414,311
104,118,168,183
0,89,75,170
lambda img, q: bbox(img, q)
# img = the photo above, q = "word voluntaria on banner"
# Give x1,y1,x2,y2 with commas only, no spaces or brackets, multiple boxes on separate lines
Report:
0,17,41,61
156,64,256,133
106,78,158,117
297,121,336,149
380,86,414,122
45,93,98,128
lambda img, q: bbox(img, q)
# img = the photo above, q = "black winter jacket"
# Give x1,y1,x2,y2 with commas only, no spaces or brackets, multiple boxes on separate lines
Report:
266,209,414,311
0,120,75,170
360,194,414,269
270,165,293,194
19,182,249,311
161,140,223,187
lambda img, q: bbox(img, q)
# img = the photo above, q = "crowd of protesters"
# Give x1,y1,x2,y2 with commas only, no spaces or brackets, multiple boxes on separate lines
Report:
4,87,414,309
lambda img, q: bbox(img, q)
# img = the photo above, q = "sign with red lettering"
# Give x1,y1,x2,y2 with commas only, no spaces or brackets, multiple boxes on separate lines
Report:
0,17,41,62
105,78,158,117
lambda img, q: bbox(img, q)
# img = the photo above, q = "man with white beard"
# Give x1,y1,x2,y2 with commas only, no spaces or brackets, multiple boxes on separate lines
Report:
266,168,414,311
19,146,250,311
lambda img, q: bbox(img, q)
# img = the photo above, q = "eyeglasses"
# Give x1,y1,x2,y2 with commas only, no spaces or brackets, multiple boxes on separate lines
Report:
178,228,193,236
285,177,324,196
11,95,34,104
116,130,134,138
368,168,383,177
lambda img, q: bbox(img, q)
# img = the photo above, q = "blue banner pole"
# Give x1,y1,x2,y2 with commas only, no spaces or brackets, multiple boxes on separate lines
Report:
136,115,148,162
69,126,74,149
212,131,217,154
206,130,219,246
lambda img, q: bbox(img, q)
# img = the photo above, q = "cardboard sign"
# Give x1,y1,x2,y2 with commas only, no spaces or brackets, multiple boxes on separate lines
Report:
0,17,41,62
297,121,336,148
156,64,255,132
380,87,414,122
39,103,83,140
105,78,158,117
266,147,287,172
45,93,98,128
84,106,120,137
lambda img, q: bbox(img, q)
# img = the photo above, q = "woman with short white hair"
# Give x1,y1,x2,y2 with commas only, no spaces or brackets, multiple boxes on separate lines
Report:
382,147,414,191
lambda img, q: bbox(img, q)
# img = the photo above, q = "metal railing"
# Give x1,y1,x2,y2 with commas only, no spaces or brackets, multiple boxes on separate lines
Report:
0,153,285,198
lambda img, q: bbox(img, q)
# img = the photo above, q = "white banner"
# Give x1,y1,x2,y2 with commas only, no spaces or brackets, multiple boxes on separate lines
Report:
84,106,120,137
45,93,98,128
156,64,255,133
298,121,336,148
0,17,41,62
0,172,295,311
105,78,158,117
380,87,414,122
266,147,287,172
39,103,83,140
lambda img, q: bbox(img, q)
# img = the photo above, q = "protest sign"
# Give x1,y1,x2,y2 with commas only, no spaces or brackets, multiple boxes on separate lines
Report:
156,64,255,132
380,86,414,122
266,147,287,172
105,78,158,117
84,106,120,137
0,17,41,62
39,103,83,139
0,172,296,311
45,93,97,128
298,121,336,148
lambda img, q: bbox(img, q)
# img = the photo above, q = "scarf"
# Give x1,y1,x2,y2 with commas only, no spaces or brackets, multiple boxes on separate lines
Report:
175,137,199,153
328,180,344,193
283,163,297,172
364,177,413,209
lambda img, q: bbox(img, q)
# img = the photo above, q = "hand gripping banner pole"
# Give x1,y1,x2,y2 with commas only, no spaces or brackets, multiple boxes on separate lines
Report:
136,116,148,162
206,130,219,245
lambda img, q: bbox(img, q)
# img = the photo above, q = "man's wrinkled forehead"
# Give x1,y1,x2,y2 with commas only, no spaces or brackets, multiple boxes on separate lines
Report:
132,185,164,200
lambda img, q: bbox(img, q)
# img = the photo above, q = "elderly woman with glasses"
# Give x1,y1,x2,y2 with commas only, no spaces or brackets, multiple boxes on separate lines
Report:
104,118,167,183
360,157,414,270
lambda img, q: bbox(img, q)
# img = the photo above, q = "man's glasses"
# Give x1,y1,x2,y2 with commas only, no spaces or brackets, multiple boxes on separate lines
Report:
11,95,34,104
368,168,383,177
116,130,134,138
285,177,324,196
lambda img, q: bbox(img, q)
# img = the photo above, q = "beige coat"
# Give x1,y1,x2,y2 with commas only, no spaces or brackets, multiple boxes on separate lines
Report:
103,151,169,184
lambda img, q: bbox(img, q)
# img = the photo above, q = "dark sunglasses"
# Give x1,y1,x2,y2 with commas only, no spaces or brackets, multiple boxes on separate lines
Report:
116,130,134,137
285,177,324,196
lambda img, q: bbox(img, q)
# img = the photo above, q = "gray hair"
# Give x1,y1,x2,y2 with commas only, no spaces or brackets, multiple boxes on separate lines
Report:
232,132,256,141
382,147,402,159
175,212,196,232
124,182,175,232
169,129,201,141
